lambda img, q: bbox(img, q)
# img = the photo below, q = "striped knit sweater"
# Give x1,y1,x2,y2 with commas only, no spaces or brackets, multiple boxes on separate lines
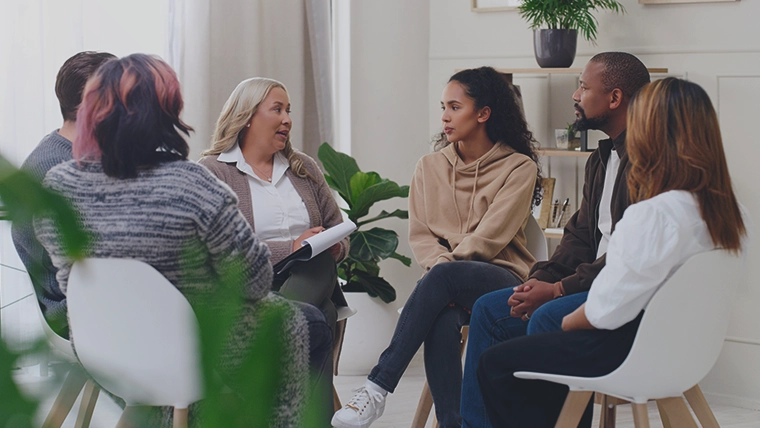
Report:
34,159,309,427
11,130,72,332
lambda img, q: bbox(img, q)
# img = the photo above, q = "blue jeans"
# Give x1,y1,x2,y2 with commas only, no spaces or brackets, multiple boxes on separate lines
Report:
461,289,589,428
368,261,522,428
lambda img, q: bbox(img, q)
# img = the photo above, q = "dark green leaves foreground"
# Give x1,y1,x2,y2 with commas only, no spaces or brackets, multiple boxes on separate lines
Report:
318,143,412,303
0,155,90,427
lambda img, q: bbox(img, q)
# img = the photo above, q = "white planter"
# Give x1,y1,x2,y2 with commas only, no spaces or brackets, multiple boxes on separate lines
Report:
338,292,399,376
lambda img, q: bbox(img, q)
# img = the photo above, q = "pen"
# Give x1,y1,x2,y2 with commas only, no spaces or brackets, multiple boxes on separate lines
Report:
554,198,570,228
551,199,559,225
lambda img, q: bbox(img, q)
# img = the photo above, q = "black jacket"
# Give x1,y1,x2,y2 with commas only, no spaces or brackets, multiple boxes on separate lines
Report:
530,131,631,294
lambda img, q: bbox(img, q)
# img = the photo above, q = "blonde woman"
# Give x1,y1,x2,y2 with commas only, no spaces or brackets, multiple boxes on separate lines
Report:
199,78,348,334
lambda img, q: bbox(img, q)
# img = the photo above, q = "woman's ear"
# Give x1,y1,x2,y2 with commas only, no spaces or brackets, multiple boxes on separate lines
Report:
477,106,492,123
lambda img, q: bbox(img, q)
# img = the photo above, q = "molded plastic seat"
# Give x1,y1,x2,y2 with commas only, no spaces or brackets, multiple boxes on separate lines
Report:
22,274,100,428
67,258,203,428
515,249,743,428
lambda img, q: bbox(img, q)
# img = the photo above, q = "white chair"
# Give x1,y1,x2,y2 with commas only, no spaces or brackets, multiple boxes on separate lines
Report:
23,275,100,428
67,258,203,428
333,305,358,411
412,215,549,428
515,249,743,428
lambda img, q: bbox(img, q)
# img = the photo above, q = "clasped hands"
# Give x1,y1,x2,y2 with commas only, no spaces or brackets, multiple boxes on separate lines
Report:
507,278,555,322
508,278,594,331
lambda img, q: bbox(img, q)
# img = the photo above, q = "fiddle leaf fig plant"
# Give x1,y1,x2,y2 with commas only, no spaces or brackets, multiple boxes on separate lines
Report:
318,143,411,303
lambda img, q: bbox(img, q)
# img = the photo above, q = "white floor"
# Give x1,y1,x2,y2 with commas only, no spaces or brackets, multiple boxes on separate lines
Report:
14,366,760,427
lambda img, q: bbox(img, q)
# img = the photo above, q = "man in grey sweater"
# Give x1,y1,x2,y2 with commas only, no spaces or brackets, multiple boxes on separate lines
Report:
11,51,114,336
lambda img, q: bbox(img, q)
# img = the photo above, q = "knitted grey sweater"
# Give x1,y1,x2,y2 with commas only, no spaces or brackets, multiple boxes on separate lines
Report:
34,159,309,427
11,130,72,332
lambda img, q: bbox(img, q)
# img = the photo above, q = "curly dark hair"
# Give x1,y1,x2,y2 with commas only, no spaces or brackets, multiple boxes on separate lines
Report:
432,66,543,207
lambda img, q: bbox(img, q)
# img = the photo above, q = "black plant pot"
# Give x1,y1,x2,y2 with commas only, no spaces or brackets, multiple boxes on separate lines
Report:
533,29,577,68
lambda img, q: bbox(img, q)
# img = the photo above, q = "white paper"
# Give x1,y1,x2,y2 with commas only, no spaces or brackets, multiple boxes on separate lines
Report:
301,220,357,256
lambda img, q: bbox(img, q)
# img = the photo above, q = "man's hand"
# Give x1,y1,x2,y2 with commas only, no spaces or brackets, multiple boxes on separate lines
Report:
561,304,595,331
508,278,555,320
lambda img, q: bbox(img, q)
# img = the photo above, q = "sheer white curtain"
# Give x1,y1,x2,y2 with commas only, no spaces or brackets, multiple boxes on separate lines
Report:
0,0,169,354
171,0,334,159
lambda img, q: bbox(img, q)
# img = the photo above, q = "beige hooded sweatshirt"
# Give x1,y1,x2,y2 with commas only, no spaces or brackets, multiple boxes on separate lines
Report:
409,142,537,281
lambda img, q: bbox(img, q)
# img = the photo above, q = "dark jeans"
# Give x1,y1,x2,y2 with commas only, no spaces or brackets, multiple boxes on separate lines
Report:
461,290,589,428
477,314,642,428
367,261,522,428
274,251,340,334
295,301,334,426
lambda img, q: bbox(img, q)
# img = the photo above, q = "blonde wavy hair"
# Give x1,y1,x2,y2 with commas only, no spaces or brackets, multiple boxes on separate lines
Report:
202,77,312,180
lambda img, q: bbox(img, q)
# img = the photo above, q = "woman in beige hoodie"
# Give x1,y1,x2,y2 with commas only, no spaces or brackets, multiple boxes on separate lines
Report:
333,67,542,428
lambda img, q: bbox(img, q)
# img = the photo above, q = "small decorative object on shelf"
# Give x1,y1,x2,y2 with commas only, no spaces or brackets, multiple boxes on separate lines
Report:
555,124,581,150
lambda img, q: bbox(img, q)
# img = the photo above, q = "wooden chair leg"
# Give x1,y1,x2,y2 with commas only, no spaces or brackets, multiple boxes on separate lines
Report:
43,366,88,428
657,397,698,428
631,403,650,428
598,393,617,428
411,381,434,428
333,385,342,412
683,385,720,428
74,381,100,428
656,400,674,428
555,391,593,428
115,406,138,428
173,407,188,428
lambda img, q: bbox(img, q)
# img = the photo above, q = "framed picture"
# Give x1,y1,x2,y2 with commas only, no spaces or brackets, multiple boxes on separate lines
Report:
639,0,738,3
533,178,555,229
471,0,522,12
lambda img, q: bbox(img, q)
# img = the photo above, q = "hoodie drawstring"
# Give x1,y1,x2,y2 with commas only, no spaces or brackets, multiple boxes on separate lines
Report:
452,156,464,233
464,160,480,231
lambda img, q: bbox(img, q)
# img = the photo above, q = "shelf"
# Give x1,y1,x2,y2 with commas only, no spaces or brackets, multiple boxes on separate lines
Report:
495,67,669,75
538,149,592,158
543,228,564,240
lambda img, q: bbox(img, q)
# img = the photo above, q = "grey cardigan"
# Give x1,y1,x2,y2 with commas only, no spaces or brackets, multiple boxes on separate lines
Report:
198,151,349,265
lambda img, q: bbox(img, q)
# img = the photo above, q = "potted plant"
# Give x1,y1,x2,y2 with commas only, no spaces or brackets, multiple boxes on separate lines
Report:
518,0,625,68
317,143,411,304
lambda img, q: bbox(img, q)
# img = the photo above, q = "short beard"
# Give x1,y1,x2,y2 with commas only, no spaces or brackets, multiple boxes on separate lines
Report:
573,104,610,132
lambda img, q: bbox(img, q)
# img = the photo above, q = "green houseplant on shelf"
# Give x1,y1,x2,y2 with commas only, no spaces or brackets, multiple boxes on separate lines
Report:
317,143,411,304
518,0,625,68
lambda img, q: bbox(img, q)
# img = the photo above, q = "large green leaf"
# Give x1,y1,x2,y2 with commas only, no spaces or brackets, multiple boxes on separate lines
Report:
349,228,399,262
356,209,408,227
353,270,397,303
349,180,410,220
349,171,381,204
388,251,412,267
318,143,360,205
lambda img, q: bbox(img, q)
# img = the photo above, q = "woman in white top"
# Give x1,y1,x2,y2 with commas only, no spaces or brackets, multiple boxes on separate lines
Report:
199,78,348,336
475,77,748,428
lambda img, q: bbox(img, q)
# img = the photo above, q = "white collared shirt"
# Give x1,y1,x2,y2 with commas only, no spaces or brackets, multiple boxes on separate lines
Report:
596,148,621,258
585,190,736,330
217,144,311,242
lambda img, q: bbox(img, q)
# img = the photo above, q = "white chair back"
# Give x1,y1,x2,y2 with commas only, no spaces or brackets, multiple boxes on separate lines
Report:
67,258,203,408
23,277,77,362
525,215,548,262
517,249,743,402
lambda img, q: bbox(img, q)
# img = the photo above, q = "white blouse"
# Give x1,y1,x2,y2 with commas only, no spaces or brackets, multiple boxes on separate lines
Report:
585,190,723,330
217,144,311,242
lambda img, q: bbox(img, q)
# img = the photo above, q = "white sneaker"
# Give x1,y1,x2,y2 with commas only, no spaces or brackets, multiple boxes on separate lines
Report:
331,385,386,428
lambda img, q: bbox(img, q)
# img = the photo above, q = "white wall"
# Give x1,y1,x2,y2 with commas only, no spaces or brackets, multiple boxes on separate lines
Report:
350,0,431,308
427,0,760,408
